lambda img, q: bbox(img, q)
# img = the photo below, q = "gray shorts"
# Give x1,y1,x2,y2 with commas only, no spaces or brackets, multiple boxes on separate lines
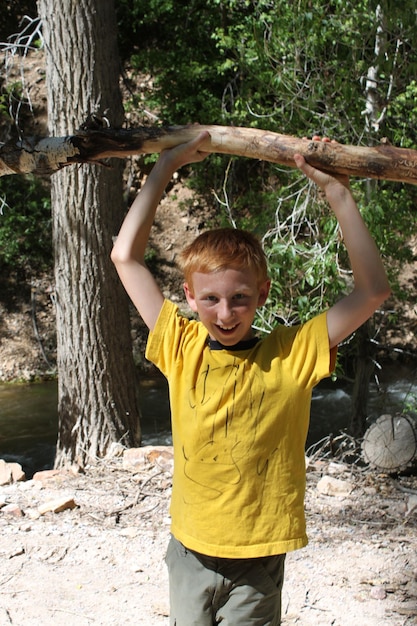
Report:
165,535,286,626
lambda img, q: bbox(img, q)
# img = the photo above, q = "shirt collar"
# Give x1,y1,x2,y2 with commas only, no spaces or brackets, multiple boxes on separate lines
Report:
208,336,260,351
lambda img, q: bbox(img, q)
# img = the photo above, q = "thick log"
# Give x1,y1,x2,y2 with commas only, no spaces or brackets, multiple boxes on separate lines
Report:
1,124,417,184
362,413,417,471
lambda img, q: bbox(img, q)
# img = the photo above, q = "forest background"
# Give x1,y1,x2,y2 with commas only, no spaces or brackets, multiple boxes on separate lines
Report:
1,0,417,467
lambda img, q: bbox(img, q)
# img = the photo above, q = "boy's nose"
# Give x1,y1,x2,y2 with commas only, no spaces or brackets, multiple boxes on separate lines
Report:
217,300,234,322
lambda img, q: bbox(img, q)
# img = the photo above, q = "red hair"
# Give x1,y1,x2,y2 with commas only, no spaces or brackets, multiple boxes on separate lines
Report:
178,228,268,286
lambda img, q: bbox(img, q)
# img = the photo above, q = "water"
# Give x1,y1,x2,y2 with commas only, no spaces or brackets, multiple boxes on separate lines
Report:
310,365,417,440
0,382,58,477
1,365,416,477
0,377,171,477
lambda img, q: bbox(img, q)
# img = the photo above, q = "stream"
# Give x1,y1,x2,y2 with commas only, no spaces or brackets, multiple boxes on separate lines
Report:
0,363,416,477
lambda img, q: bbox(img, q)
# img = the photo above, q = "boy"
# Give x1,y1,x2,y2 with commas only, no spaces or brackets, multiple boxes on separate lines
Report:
111,131,390,625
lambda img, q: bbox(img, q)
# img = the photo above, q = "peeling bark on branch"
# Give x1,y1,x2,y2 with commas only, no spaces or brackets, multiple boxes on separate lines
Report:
2,124,417,185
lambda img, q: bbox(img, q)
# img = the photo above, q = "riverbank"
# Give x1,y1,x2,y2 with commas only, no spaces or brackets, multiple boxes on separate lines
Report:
1,446,416,625
2,363,417,481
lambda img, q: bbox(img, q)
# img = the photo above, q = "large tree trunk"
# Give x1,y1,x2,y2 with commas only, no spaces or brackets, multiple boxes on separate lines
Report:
37,0,141,467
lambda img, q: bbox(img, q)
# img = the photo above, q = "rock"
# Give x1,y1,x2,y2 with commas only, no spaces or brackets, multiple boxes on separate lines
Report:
370,585,387,600
0,459,26,485
38,496,77,515
8,545,25,558
33,469,63,481
123,446,174,472
2,503,24,517
33,465,81,483
18,479,43,492
147,446,174,472
317,475,354,497
406,494,417,516
327,462,348,475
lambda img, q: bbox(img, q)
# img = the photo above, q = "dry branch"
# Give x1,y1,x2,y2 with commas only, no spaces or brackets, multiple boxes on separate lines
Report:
1,124,417,184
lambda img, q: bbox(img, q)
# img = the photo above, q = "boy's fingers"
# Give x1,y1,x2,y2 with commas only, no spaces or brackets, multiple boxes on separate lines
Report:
179,130,210,153
294,153,308,170
191,131,211,159
193,130,211,147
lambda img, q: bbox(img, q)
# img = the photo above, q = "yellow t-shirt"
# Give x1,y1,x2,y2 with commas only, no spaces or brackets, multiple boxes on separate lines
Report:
146,299,335,558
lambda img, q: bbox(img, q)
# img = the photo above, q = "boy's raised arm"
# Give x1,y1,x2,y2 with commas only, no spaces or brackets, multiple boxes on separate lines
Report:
294,146,391,349
111,132,210,331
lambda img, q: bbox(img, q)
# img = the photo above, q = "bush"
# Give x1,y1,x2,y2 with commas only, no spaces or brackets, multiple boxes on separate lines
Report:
0,175,52,276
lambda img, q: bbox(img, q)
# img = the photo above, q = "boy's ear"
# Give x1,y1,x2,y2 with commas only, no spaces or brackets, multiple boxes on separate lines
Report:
183,282,198,313
257,279,271,307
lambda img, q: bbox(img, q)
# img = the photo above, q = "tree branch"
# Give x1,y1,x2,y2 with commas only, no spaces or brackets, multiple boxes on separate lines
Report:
1,124,417,185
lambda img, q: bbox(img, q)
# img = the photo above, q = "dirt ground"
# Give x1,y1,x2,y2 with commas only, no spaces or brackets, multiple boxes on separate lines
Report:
1,448,416,626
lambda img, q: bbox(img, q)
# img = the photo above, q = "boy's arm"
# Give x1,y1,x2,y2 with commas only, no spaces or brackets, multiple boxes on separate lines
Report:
294,148,391,349
111,132,210,331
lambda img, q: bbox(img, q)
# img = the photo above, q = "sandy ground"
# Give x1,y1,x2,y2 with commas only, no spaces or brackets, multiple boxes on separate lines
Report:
0,447,416,626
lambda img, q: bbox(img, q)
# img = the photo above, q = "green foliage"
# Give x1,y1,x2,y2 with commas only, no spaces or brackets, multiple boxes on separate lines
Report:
388,81,417,148
118,0,228,123
0,82,24,123
359,183,417,298
118,0,417,334
254,178,347,330
4,0,417,336
0,176,52,276
119,0,417,141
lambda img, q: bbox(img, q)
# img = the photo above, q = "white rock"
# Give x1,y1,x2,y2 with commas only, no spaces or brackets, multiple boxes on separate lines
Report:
38,496,77,515
317,475,354,497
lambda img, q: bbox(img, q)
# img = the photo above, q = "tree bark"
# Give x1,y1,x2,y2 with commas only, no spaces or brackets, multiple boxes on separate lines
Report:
2,124,417,185
349,321,377,439
37,0,141,468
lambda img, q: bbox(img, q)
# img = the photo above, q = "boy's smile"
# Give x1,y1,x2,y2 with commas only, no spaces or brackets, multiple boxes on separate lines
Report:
183,267,270,346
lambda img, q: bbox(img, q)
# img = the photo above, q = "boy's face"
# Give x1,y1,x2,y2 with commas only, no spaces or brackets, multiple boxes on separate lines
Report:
183,267,270,346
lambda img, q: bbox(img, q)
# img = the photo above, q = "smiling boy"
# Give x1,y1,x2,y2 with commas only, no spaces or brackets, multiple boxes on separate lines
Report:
111,131,390,625
181,230,270,346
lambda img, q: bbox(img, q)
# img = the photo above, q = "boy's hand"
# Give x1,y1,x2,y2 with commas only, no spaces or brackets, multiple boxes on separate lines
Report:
294,136,350,193
159,130,211,172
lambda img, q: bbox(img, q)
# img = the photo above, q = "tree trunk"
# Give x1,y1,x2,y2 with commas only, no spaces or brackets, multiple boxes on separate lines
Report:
362,4,386,133
349,321,377,439
37,0,141,467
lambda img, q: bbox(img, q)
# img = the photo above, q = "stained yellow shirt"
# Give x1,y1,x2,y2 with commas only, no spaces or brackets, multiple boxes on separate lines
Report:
146,299,335,558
